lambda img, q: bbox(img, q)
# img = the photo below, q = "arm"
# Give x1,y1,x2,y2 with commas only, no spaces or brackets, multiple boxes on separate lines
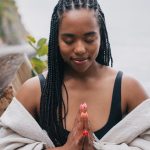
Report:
15,76,41,118
122,75,149,112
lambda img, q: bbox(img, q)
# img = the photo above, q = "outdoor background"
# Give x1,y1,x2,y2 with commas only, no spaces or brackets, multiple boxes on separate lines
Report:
9,0,150,94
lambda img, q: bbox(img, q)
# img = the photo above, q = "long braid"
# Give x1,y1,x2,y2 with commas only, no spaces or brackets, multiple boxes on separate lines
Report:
81,0,87,7
64,0,72,10
73,0,80,8
95,2,113,66
40,4,64,145
40,0,113,147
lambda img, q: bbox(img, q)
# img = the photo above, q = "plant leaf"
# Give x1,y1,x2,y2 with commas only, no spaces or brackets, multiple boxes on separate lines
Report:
37,44,48,56
37,38,47,48
30,57,47,74
27,35,36,43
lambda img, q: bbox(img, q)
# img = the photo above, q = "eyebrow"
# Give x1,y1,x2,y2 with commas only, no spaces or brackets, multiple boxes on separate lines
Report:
60,31,97,37
61,33,75,37
84,32,97,36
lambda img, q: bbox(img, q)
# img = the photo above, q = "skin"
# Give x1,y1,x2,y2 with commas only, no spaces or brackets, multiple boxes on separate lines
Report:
16,9,149,149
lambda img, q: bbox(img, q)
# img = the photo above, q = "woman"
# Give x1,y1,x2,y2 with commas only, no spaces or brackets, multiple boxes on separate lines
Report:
1,0,149,149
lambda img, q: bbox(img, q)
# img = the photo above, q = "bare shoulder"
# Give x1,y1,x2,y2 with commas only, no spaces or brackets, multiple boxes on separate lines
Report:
122,74,149,112
15,76,41,118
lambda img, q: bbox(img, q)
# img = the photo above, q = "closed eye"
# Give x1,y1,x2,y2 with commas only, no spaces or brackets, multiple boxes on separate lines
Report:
84,32,98,43
85,36,96,43
61,34,75,45
63,37,74,44
84,35,97,44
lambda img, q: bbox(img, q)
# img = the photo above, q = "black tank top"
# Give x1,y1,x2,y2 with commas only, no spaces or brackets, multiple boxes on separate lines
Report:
38,71,123,139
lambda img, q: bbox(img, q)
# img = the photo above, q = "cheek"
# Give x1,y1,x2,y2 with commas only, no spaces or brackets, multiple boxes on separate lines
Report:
90,40,100,57
59,41,71,60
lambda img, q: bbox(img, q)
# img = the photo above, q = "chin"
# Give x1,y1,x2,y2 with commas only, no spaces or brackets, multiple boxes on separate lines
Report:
73,66,90,73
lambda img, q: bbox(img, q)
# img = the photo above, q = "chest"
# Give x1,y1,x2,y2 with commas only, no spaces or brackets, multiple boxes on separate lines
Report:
62,79,118,132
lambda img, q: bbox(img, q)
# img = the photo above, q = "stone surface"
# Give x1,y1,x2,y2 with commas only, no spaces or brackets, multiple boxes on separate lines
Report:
0,53,24,94
0,0,28,45
0,85,13,116
0,53,33,116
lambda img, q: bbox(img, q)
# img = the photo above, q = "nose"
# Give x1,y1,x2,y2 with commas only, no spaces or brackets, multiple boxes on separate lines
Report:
74,40,86,55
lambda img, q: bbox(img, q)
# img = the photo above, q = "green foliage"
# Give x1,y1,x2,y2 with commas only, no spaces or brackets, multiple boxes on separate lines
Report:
27,35,48,75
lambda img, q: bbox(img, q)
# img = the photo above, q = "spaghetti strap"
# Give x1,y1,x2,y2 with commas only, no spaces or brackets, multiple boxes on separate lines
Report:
109,71,123,123
38,74,46,92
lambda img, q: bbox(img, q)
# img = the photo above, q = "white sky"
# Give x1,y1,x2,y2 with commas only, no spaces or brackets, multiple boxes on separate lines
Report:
15,0,150,46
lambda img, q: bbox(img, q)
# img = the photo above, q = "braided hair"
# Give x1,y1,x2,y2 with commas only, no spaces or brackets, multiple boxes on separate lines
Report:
40,0,113,146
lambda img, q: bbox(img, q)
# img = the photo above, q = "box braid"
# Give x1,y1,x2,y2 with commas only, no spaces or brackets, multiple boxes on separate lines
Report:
40,0,113,147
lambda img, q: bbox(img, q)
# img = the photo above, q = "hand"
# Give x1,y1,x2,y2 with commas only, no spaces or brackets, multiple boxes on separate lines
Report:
63,103,87,150
81,111,95,150
47,103,95,150
50,103,94,150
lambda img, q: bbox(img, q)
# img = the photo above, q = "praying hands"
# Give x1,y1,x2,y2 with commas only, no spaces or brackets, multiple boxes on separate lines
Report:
47,103,95,150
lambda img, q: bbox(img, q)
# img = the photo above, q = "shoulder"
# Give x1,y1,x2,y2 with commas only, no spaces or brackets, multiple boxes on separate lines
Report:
15,75,41,118
101,67,149,112
122,74,149,112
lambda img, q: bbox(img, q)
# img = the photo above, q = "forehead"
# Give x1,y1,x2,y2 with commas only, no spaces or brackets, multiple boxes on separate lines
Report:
59,8,99,33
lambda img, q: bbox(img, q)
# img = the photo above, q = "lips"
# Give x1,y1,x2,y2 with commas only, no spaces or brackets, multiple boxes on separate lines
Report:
71,57,89,61
71,57,89,65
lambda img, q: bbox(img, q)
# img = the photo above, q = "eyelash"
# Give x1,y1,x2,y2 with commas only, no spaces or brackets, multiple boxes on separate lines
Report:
85,37,95,43
63,36,96,45
64,39,74,45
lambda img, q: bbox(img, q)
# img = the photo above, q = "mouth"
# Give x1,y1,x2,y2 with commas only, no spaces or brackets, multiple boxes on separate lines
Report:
71,57,89,65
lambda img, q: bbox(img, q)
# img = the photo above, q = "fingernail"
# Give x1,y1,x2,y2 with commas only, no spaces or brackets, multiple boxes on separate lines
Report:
82,130,89,136
80,103,84,111
83,102,87,109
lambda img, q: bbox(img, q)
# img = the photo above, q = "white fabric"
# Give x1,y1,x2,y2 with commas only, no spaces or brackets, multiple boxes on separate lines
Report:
0,97,54,150
0,97,150,150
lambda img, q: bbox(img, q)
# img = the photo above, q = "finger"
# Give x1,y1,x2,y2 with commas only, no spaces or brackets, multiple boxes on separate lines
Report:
74,102,87,122
80,112,87,131
71,115,85,137
81,113,94,141
73,111,88,133
73,102,88,129
78,132,85,146
72,104,88,136
81,111,89,130
80,102,87,113
88,120,95,140
73,104,84,126
74,103,88,131
82,113,93,135
82,134,90,149
82,132,94,149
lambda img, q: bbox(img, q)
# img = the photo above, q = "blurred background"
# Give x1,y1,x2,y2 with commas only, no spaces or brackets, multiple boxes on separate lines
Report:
0,0,150,94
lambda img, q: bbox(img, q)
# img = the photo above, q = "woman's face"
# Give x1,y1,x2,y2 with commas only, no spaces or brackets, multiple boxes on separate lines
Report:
58,8,100,73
